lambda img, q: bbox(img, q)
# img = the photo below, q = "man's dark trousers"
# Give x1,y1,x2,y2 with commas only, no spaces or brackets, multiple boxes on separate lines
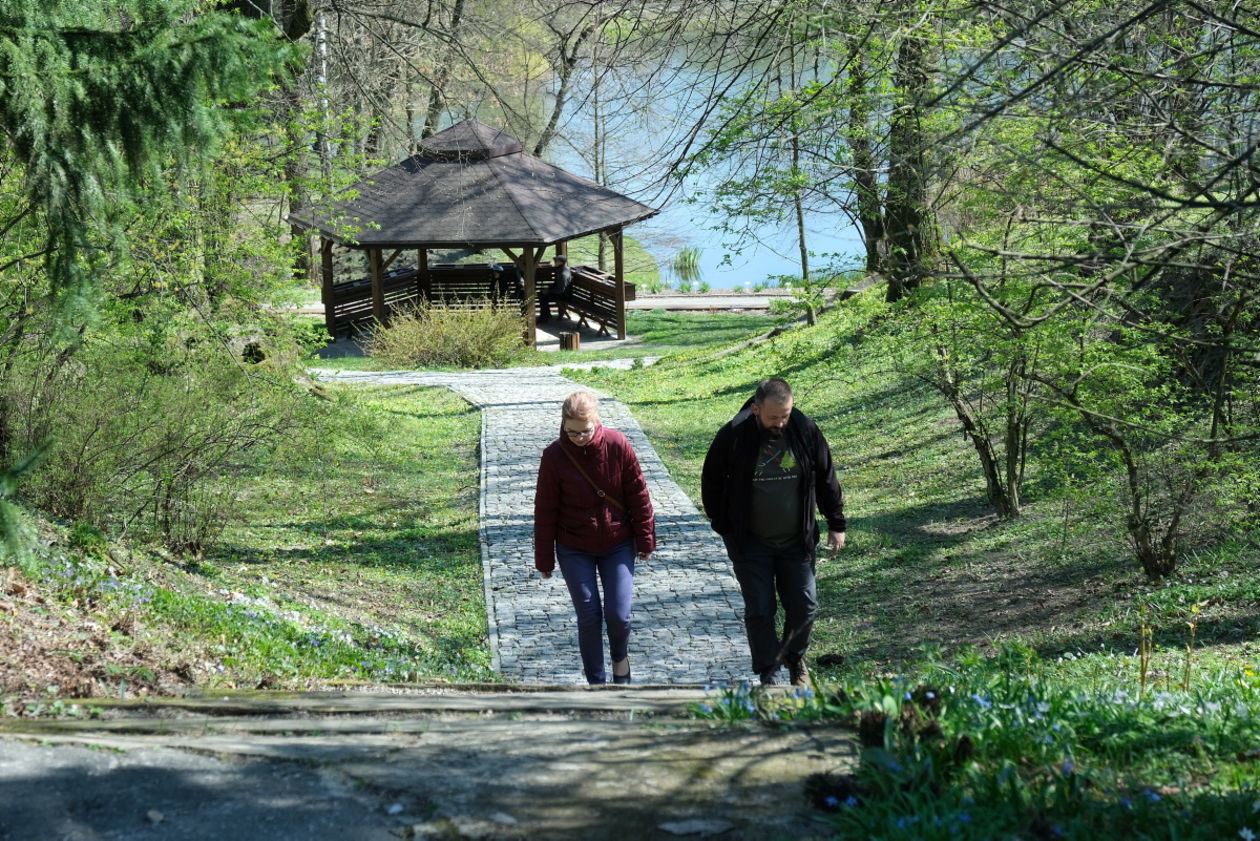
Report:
724,536,816,675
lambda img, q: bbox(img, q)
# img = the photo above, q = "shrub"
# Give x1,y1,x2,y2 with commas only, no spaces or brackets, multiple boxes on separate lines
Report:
363,299,525,369
10,315,321,554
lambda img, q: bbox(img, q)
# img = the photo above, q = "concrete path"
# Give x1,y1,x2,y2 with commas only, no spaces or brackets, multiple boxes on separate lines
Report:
310,364,753,687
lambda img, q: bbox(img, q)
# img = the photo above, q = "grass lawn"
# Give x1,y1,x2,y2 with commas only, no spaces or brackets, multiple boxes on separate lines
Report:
566,300,1260,674
188,384,491,685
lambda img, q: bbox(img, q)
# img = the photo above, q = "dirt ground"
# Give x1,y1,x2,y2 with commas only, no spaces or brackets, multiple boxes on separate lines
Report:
0,566,192,714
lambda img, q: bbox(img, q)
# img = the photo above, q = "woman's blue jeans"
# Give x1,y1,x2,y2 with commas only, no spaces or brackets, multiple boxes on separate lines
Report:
556,540,636,685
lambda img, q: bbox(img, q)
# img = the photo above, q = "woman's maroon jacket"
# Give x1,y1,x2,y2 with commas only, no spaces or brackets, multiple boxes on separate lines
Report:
533,424,655,573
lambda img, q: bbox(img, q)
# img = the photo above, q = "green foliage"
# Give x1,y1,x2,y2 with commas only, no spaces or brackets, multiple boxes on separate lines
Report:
0,444,46,565
192,384,491,684
0,0,302,312
10,311,320,553
768,269,847,325
669,246,703,287
697,644,1260,840
363,300,526,369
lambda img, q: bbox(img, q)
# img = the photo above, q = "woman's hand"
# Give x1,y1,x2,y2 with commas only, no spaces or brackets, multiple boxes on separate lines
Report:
637,552,652,562
539,569,553,579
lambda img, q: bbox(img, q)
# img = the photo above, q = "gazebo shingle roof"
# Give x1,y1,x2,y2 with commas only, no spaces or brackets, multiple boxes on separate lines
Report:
288,119,658,248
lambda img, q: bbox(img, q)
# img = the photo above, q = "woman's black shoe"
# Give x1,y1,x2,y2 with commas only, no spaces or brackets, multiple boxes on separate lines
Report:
612,657,631,685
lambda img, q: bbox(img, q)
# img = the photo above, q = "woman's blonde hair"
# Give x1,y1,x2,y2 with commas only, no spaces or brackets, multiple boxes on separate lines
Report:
561,391,600,423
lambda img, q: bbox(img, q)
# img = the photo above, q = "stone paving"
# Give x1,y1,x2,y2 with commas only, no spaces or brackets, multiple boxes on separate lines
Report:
310,364,752,687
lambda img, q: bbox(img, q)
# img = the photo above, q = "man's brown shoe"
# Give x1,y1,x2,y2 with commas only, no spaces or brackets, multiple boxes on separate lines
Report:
788,656,809,687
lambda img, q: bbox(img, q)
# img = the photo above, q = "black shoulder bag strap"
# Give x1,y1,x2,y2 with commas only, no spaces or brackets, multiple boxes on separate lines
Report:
560,444,626,512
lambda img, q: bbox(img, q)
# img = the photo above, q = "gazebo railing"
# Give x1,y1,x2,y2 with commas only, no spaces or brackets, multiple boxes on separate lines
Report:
329,268,420,332
326,262,634,337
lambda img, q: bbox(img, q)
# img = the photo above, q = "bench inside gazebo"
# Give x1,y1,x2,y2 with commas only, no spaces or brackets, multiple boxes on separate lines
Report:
287,119,658,346
326,256,636,339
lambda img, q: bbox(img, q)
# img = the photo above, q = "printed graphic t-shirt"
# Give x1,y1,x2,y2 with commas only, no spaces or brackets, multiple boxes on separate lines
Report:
750,430,803,549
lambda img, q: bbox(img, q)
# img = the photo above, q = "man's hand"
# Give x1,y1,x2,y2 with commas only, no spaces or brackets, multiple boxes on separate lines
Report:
826,531,846,553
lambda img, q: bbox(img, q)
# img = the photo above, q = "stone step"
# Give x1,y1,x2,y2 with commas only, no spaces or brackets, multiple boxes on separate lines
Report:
7,685,716,721
1,687,856,841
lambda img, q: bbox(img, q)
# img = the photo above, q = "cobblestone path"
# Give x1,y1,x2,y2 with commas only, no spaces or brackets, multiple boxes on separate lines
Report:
311,366,751,686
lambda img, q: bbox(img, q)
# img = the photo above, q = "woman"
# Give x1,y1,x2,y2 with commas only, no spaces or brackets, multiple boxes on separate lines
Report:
534,391,655,685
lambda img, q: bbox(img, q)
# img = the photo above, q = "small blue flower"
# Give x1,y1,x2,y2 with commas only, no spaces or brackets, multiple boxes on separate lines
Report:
1144,790,1161,802
845,796,859,808
1062,760,1074,775
970,693,992,709
926,691,936,699
699,704,712,713
824,795,840,808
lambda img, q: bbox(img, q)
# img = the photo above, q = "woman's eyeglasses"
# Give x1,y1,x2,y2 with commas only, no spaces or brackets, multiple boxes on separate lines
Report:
564,426,596,438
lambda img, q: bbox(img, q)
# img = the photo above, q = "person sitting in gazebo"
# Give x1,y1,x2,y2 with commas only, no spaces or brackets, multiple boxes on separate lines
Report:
538,254,573,323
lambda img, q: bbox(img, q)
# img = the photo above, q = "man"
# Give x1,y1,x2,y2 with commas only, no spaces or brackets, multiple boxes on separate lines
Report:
701,378,846,687
538,254,573,322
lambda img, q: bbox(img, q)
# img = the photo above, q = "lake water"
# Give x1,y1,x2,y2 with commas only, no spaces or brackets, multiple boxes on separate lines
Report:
548,144,865,291
630,200,865,291
549,63,864,291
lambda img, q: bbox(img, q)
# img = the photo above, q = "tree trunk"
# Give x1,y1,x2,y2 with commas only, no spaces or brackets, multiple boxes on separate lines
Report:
935,346,1019,518
884,32,936,303
421,0,466,140
534,22,597,157
846,43,883,274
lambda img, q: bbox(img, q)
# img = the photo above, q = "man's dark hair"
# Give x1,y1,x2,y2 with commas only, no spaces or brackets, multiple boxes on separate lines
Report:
553,254,568,264
754,378,793,406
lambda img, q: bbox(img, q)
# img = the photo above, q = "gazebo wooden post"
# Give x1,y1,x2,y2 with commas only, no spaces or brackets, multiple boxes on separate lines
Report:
369,247,386,323
320,236,336,335
612,226,627,340
521,245,538,348
417,249,429,301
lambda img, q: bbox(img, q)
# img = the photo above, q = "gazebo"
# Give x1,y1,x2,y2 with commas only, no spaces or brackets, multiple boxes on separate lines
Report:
287,119,659,345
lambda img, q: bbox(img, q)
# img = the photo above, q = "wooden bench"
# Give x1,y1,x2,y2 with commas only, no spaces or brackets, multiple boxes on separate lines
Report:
555,267,635,336
425,264,518,306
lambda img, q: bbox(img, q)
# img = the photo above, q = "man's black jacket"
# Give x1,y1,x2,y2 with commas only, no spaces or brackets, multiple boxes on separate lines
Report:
701,398,846,556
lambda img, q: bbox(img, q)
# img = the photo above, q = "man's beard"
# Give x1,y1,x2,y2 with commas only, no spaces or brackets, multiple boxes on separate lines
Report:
765,426,784,439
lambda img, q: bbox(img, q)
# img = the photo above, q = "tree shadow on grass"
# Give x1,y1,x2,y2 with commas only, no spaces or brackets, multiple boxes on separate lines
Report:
817,496,1129,667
